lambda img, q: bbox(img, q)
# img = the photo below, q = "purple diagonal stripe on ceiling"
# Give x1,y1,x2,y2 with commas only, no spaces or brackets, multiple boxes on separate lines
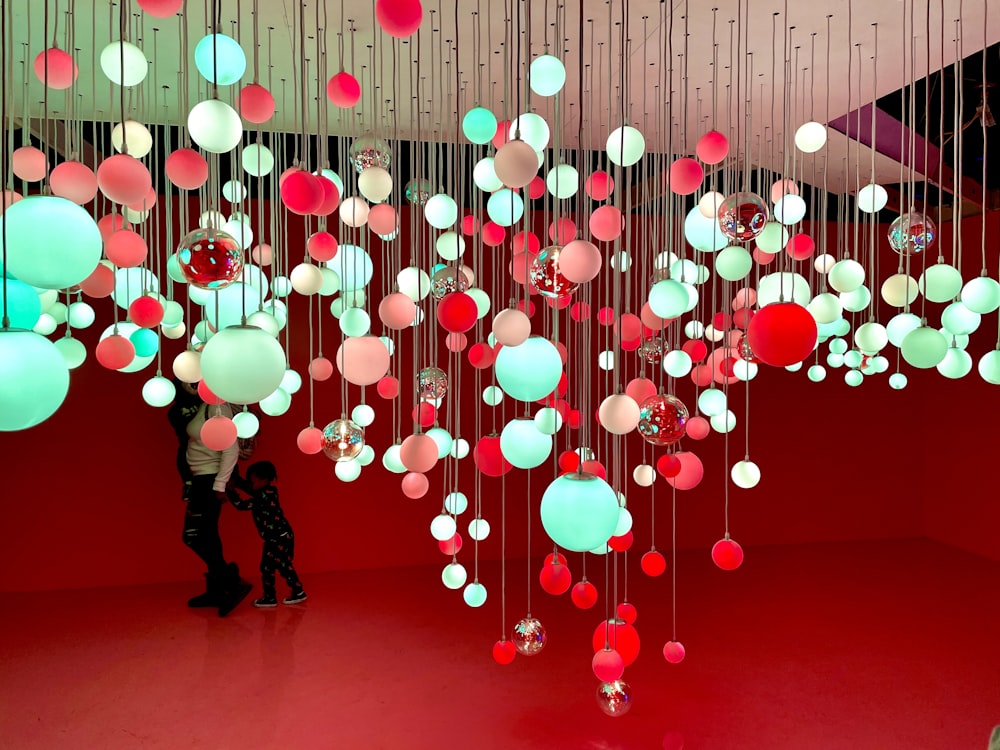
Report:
828,103,938,174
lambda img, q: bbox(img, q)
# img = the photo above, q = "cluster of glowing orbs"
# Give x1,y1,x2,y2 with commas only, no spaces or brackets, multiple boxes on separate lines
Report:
100,40,147,86
336,335,391,386
0,331,71,431
540,472,620,552
794,121,827,153
605,125,644,167
375,0,424,37
187,99,243,154
0,196,103,290
494,336,562,401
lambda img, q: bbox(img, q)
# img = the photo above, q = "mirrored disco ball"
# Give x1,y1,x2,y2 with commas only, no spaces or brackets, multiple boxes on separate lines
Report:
637,338,666,364
596,679,633,716
737,333,759,363
511,616,547,655
530,246,579,299
418,366,449,400
637,393,688,446
718,192,769,242
431,267,469,300
349,134,391,173
888,211,936,256
321,418,365,462
404,178,432,205
177,228,244,290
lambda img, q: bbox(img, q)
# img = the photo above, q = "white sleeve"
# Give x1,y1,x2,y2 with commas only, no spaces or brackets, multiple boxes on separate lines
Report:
213,440,239,492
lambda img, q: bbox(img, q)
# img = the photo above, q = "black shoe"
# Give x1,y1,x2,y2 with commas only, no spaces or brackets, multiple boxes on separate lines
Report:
283,589,308,605
218,581,253,617
187,574,222,608
253,595,278,608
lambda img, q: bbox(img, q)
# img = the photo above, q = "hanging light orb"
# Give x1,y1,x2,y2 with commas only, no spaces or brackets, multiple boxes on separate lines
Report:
511,617,548,655
494,336,562,401
418,366,449,400
33,46,79,89
0,330,71,431
669,157,704,195
718,192,769,242
529,54,566,96
637,394,688,446
238,82,275,123
529,246,578,299
961,276,1000,314
747,302,817,367
100,40,148,86
794,121,827,152
540,472,620,552
901,325,948,369
193,33,246,85
375,0,424,37
166,148,209,190
500,418,552,469
857,183,888,213
773,194,807,225
637,338,665,364
241,142,275,178
327,71,361,107
349,134,391,173
696,129,729,164
462,106,498,144
918,263,963,304
187,99,243,153
888,211,937,256
322,418,365,462
200,325,286,403
605,125,645,167
508,113,550,150
596,680,633,717
176,228,244,290
827,258,866,293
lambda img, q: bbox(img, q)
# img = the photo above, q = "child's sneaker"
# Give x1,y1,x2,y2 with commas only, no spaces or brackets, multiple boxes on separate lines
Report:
283,589,308,605
253,595,278,608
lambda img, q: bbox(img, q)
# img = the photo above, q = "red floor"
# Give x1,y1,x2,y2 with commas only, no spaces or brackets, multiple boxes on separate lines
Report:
1,539,998,749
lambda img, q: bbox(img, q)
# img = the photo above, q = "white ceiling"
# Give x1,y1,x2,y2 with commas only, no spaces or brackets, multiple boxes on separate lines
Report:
9,0,1000,194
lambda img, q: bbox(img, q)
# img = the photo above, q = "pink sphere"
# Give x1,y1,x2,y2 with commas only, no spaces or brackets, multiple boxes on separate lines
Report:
97,154,152,205
79,264,115,298
377,375,399,399
375,0,423,37
401,472,429,499
528,176,546,200
200,416,237,451
492,120,512,149
400,433,438,473
309,356,334,381
493,140,538,188
461,214,479,235
685,415,711,440
137,0,183,17
711,538,744,570
33,47,78,89
512,231,541,255
786,233,815,260
625,377,657,405
439,533,462,555
640,302,668,331
49,161,98,205
733,287,757,309
306,231,339,262
129,295,164,328
197,380,223,405
313,175,341,216
589,205,624,242
165,148,208,190
662,640,686,664
669,157,704,195
252,243,273,266
695,130,729,164
559,239,602,283
238,83,275,123
327,71,361,108
482,221,505,246
445,332,468,352
105,229,148,268
598,393,640,434
96,334,135,370
592,649,625,682
367,203,398,235
664,451,704,490
336,336,390,386
436,292,478,333
584,170,614,200
378,292,417,329
548,217,577,244
297,426,325,454
281,170,323,215
770,179,799,203
127,187,157,212
12,146,48,182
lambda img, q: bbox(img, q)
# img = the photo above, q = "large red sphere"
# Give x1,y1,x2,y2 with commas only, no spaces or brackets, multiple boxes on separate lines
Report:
473,435,512,477
375,0,423,37
746,302,818,367
539,561,572,595
165,148,208,190
436,291,478,333
280,170,323,215
592,619,640,667
492,639,516,665
571,580,598,609
669,157,704,195
327,72,361,107
711,538,744,570
97,154,151,206
33,47,78,89
238,83,276,123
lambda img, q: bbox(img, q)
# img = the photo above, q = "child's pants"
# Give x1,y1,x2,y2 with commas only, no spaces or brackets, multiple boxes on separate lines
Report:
261,532,301,597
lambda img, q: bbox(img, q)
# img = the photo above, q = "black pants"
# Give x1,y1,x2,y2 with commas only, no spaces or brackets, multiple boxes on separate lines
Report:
261,533,301,597
182,475,229,580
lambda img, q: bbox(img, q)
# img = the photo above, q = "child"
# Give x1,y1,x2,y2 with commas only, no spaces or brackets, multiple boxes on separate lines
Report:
229,461,307,607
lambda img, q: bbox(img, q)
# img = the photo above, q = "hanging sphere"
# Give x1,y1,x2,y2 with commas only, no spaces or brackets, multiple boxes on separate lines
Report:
424,193,458,229
827,258,866,293
336,335,391,385
530,246,578,299
177,228,244,290
326,71,361,107
500,418,552,469
486,188,524,227
494,336,562,401
880,273,919,308
238,83,275,123
794,121,827,152
540,472,620,552
463,582,487,608
494,140,539,188
918,263,963,304
48,161,98,205
194,33,246,85
492,308,531,347
0,330,71,431
546,163,579,199
375,0,424,37
731,460,761,489
773,194,807,225
606,125,645,167
97,153,152,205
901,325,948,369
669,157,704,195
888,211,937,256
696,130,729,164
511,617,548,656
937,347,972,379
663,640,687,664
941,301,981,336
747,302,817,367
33,46,79,89
854,321,889,353
200,325,286,404
712,538,745,570
529,54,566,96
166,148,209,190
961,276,1000,314
357,167,393,202
718,192,769,242
321,419,365,462
508,113,550,150
638,394,688,446
886,312,922,347
978,350,1000,384
437,291,478,333
857,183,888,213
100,40,148,86
462,106,498,144
596,680,633,717
559,239,602,283
187,99,243,153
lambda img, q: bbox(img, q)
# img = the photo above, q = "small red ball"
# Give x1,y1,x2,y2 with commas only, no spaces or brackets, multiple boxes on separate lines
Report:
492,639,516,665
711,538,744,570
640,550,667,577
571,580,598,609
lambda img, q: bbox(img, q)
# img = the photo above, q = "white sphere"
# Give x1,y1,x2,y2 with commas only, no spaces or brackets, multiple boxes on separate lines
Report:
200,325,286,404
187,99,243,154
857,183,888,213
430,513,457,542
290,263,324,295
827,258,866,293
731,460,761,489
773,194,807,225
854,321,888,353
606,125,645,166
473,157,503,192
794,121,827,153
242,143,274,176
111,120,153,158
961,276,1000,314
807,292,842,325
881,273,919,307
757,272,811,307
468,517,491,541
814,253,837,274
339,197,370,227
632,464,655,487
100,40,147,86
358,167,393,203
919,263,964,303
141,375,176,407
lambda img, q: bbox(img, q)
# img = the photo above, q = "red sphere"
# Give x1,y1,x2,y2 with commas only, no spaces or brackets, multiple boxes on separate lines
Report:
297,426,325,454
377,375,399,399
165,148,209,190
313,175,341,216
746,302,818,367
137,0,183,17
712,538,744,570
238,83,275,123
197,380,224,405
571,580,598,609
473,435,513,477
436,291,478,333
669,157,704,195
558,450,580,473
682,339,708,362
608,532,633,552
468,342,495,369
49,161,98,205
581,460,606,479
129,295,164,328
411,401,436,428
528,176,546,200
97,154,151,206
79,263,115,298
662,640,686,664
492,639,516,665
96,334,135,370
438,532,462,556
33,47,78,89
616,602,637,625
625,378,656,406
695,130,729,164
539,561,572,595
656,454,681,478
327,71,361,107
482,221,506,246
786,233,816,260
592,649,625,682
664,451,704,491
281,170,323,215
584,170,614,200
307,231,339,262
105,229,148,268
641,550,667,577
592,619,640,667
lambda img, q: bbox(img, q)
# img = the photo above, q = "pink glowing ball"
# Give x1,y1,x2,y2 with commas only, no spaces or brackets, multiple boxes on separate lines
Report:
97,154,151,205
473,435,512,477
640,302,668,331
493,139,538,188
367,203,398,235
252,243,273,266
297,426,325,454
548,217,577,244
312,175,341,216
669,157,704,196
753,248,776,265
401,471,429,499
712,538,744,570
616,602,637,624
558,239,602,283
656,454,681,479
439,532,462,556
770,179,799,203
572,580,599,609
327,71,361,108
786,233,815,260
584,170,614,200
640,550,667,577
165,148,209,190
197,380,224,405
625,377,657,405
592,620,640,667
570,301,591,322
12,146,48,182
482,221,505,246
662,640,686,664
306,231,339,262
201,416,238,451
79,263,115,298
733,307,754,329
461,214,479,235
49,161,98,205
682,339,708,362
582,459,606,479
746,302,817,367
400,433,439,473
445,332,468,352
375,0,423,37
539,562,572,595
105,229,148,268
492,120,512,149
695,130,729,165
492,639,517,665
512,230,541,255
664,451,704,490
128,295,164,328
281,170,323,215
412,402,436,428
33,47,78,89
510,252,531,285
379,292,417,329
589,205,624,242
127,187,157,212
377,375,399,399
689,364,712,387
468,342,495,369
616,313,643,341
597,307,616,326
685,415,711,440
96,334,135,370
436,291,478,333
309,356,334,381
733,287,757,309
592,649,625,682
528,176,546,200
237,83,275,123
137,0,183,17
336,336,390,386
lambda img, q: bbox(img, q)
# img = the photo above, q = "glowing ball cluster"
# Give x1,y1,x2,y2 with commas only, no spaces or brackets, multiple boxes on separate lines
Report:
200,325,286,404
540,472,620,552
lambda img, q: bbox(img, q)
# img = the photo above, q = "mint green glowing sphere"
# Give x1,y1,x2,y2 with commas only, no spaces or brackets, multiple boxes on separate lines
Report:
843,350,863,369
546,163,579,199
200,324,286,403
495,336,562,401
977,350,1000,384
844,369,863,387
663,350,692,377
463,582,487,607
0,330,70,431
829,338,848,355
936,347,972,379
442,563,467,590
889,372,908,389
424,194,458,229
500,418,552,469
648,279,689,319
918,263,963,303
684,207,727,253
940,301,981,336
827,258,865,293
426,426,453,459
901,325,948,369
961,276,1000,314
534,406,563,434
142,375,176,407
194,34,246,85
339,306,371,337
540,472,620,552
335,459,362,482
807,364,827,382
715,246,753,281
129,327,159,357
486,188,524,227
606,125,644,167
755,222,789,253
854,322,888,353
54,336,87,369
886,312,921,347
382,443,406,473
0,277,41,328
529,54,566,96
444,491,468,515
462,106,498,145
697,387,727,417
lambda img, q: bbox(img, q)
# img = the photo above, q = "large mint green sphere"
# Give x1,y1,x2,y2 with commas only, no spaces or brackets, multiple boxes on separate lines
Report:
486,188,524,227
424,193,458,229
901,325,948,369
827,258,865,293
540,472,620,552
918,263,963,303
648,279,689,319
0,196,102,289
854,321,888,353
978,350,1000,384
886,312,921,347
529,54,567,96
200,324,286,403
194,33,246,85
462,106,498,145
940,301,981,336
684,207,727,253
0,277,42,328
0,329,70,431
495,336,562,401
500,418,552,469
961,276,1000,314
936,347,972,379
715,246,753,281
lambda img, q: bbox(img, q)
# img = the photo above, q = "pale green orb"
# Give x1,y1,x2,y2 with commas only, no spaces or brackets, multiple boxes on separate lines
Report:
426,426,453,459
663,350,692,377
886,312,921,347
755,222,790,253
829,338,848,355
382,443,406,473
827,352,845,368
844,370,863,387
0,330,70,431
936,347,972,379
827,258,865,293
839,285,871,313
463,581,487,607
977,350,1000,384
715,246,753,281
529,54,567,96
483,385,505,406
918,263,963,303
940,301,981,336
901,326,948,369
54,336,87,369
540,472,620,552
807,364,827,382
335,459,362,482
339,306,371,337
844,349,864,368
462,106,498,145
486,188,524,227
546,163,579,200
697,388,727,417
534,406,563,434
854,321,888,353
961,276,1000,314
500,418,552,469
889,372,908,390
648,279,690,319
